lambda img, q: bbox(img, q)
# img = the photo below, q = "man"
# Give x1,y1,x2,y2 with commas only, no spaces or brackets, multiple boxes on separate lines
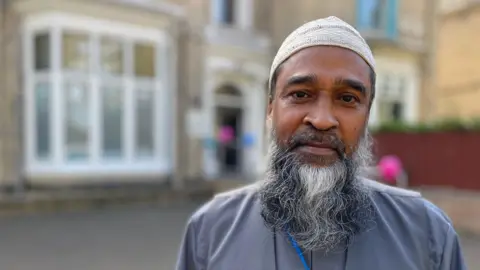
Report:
176,16,466,270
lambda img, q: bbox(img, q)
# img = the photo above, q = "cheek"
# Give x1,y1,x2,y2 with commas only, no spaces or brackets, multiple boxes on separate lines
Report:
272,107,304,141
339,113,368,153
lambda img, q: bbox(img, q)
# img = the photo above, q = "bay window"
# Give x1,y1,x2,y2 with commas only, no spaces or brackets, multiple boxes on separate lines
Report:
24,13,173,176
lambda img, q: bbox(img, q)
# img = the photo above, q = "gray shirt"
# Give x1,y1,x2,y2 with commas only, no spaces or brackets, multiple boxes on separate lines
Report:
176,179,467,270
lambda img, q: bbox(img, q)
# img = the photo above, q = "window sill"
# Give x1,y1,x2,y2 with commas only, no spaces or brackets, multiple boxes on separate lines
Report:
25,159,172,178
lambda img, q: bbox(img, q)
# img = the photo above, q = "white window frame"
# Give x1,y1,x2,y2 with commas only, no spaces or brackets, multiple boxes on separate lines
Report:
375,73,405,122
369,58,419,127
23,12,174,177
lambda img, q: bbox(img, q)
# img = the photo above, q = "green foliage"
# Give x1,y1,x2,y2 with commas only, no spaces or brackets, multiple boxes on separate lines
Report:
371,118,480,134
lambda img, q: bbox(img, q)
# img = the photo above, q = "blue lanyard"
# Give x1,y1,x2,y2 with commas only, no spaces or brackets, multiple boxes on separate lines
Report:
286,231,311,270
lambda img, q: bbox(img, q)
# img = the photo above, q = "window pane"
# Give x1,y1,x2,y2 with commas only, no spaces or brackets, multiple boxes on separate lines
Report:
102,85,123,158
381,73,391,97
64,82,90,161
100,37,124,75
63,32,89,71
34,33,50,70
223,0,235,24
378,101,403,123
135,88,154,158
35,82,51,159
134,43,155,78
372,0,387,29
392,102,403,121
395,76,406,98
360,0,386,30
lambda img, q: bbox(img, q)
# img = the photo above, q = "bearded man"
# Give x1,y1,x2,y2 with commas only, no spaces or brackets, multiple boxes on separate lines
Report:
176,17,466,270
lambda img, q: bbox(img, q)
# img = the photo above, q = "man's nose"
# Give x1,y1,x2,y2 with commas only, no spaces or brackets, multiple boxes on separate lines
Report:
303,99,339,131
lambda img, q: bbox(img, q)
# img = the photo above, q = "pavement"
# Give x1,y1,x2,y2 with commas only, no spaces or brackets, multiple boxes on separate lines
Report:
0,202,479,270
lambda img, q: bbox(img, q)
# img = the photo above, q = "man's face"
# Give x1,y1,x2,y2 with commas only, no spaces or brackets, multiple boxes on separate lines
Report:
268,46,372,166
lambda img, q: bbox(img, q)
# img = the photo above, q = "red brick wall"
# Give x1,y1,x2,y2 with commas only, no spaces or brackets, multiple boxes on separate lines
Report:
374,132,480,190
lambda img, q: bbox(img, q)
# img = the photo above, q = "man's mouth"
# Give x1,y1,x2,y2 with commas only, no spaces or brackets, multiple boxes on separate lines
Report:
295,141,338,156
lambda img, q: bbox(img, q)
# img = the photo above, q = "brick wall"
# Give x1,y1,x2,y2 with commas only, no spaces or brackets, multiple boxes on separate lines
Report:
374,132,480,190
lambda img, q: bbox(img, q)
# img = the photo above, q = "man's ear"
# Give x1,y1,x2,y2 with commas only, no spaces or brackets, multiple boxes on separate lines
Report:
267,101,273,118
266,102,273,130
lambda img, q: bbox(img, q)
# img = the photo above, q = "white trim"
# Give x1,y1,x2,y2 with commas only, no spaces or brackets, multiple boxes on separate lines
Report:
24,12,167,43
207,56,269,79
51,26,63,167
202,56,268,179
207,56,237,71
165,35,179,184
101,0,186,18
215,94,243,108
204,25,271,53
23,12,174,177
124,41,135,164
25,160,171,177
22,28,34,169
237,0,253,30
90,33,101,165
374,57,419,74
370,56,420,126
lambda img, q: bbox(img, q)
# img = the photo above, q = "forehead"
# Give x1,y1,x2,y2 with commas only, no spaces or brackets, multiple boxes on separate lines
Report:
276,46,372,88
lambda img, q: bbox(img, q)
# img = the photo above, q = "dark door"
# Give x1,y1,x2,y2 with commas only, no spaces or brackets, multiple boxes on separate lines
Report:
216,106,242,174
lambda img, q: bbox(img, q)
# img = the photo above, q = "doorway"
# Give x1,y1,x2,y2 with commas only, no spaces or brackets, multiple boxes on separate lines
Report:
216,106,242,174
214,84,243,176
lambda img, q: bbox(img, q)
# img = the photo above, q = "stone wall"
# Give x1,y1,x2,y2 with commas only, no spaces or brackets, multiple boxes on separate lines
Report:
0,4,23,189
434,6,480,118
421,188,480,235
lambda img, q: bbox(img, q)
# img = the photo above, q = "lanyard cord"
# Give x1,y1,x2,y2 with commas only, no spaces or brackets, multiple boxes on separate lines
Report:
286,231,311,270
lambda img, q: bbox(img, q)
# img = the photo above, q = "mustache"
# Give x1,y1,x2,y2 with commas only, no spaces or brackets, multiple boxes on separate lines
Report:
286,130,346,157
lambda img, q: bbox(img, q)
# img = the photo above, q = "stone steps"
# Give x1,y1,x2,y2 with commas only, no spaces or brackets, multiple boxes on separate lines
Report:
0,181,215,217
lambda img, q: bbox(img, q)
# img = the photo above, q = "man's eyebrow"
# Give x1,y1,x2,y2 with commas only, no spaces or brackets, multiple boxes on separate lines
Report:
334,78,367,94
285,74,318,88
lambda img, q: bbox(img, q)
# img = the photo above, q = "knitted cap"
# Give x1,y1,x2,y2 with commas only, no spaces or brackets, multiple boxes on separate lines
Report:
268,16,375,91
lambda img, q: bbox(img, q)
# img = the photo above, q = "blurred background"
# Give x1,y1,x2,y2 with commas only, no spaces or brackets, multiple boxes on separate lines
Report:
0,0,479,269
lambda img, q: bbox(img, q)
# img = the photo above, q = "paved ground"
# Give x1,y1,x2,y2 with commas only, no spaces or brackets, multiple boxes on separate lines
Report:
0,202,479,270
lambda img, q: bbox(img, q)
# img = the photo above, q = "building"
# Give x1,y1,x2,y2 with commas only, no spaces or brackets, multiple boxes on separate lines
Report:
433,0,480,119
0,0,434,190
269,0,435,126
176,0,272,186
0,0,271,189
274,0,435,125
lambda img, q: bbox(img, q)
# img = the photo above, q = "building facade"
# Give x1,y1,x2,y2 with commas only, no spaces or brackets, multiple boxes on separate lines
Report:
0,0,272,189
269,0,434,126
0,0,433,190
433,0,480,119
177,0,272,186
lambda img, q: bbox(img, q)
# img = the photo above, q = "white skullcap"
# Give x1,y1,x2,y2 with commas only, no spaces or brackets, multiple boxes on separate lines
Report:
268,16,376,91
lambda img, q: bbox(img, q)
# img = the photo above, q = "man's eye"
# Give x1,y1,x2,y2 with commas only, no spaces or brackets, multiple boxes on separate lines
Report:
340,95,357,103
292,92,309,99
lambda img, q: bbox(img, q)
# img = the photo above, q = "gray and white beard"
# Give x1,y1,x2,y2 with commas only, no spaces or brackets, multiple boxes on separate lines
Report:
259,130,376,253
